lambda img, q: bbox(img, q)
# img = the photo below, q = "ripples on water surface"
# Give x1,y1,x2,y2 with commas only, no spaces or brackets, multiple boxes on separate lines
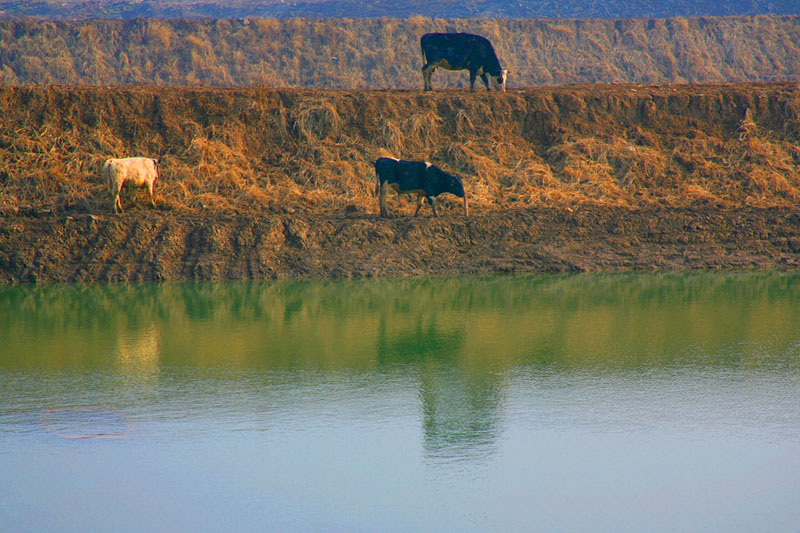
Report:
1,273,799,531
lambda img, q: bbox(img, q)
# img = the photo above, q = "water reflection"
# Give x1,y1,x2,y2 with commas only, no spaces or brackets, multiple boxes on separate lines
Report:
2,273,799,454
116,323,160,375
5,272,800,372
2,273,800,531
375,315,501,461
419,369,503,464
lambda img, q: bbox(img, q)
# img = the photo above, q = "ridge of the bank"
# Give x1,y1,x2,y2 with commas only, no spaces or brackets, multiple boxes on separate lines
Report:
3,207,800,283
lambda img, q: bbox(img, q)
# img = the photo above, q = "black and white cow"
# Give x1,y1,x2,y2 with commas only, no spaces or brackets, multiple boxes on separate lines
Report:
421,32,508,92
375,157,468,217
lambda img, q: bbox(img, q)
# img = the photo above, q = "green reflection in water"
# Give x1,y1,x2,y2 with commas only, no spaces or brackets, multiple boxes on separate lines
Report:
3,272,800,373
2,272,800,476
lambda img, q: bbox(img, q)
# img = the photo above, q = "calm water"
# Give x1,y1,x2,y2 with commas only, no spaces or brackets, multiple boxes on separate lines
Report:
1,273,799,532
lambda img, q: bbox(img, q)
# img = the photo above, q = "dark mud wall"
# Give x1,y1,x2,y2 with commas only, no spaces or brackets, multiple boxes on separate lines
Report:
4,208,800,283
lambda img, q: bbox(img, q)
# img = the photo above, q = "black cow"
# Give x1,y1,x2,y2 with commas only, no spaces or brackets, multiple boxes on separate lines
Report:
421,32,508,92
375,157,468,218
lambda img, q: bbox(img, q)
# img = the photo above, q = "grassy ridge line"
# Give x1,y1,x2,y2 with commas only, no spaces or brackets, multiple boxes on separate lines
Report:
3,0,800,19
1,16,800,88
1,83,799,217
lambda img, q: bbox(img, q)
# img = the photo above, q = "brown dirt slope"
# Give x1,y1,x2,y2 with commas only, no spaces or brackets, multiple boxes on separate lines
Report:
3,208,800,283
1,83,800,282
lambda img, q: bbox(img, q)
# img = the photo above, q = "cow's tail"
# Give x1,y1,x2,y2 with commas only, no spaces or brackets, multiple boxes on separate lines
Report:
102,160,112,194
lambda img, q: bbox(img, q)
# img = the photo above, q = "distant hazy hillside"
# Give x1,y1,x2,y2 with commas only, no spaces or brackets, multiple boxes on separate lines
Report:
0,0,798,20
1,16,799,88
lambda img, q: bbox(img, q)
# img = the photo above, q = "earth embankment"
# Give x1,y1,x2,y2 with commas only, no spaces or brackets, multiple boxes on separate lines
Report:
3,207,800,283
1,83,799,282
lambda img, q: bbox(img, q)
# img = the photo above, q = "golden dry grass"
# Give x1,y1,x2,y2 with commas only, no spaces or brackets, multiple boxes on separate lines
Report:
1,83,800,216
1,16,800,88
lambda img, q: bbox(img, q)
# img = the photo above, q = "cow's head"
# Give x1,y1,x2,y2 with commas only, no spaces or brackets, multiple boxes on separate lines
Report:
431,166,469,216
491,69,508,92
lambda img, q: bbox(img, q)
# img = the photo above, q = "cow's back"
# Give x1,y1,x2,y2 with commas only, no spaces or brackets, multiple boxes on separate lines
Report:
393,160,427,190
376,158,428,190
422,32,492,54
421,32,501,75
104,157,157,192
375,157,397,177
421,33,456,62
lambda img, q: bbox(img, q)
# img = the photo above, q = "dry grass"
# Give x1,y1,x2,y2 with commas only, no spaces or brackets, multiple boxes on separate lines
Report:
1,16,800,88
1,83,800,217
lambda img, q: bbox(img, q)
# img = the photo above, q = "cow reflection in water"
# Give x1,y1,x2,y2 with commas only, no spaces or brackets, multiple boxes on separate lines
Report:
116,323,161,378
376,316,502,462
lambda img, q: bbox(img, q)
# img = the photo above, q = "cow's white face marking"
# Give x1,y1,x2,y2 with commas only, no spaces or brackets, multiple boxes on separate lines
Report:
425,161,432,168
492,69,508,92
491,69,508,92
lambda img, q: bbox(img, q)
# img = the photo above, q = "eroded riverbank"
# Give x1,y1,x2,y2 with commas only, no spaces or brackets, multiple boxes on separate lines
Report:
3,206,800,283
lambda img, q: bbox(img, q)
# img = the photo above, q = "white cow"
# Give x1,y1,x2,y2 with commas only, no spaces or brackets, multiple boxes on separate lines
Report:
103,157,159,214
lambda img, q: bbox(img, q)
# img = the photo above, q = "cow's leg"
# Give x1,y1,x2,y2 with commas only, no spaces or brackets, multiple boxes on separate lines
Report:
422,64,435,91
147,181,156,208
379,181,389,217
130,187,141,208
469,69,478,91
414,194,424,216
480,73,490,91
112,183,124,213
113,192,123,213
429,196,438,217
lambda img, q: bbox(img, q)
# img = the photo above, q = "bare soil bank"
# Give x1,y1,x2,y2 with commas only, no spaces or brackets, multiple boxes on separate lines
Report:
2,82,800,282
3,207,800,283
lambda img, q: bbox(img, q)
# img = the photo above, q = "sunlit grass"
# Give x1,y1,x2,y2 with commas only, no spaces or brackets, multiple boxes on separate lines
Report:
1,83,799,215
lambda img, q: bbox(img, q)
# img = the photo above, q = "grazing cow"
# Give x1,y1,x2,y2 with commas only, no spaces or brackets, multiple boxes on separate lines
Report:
375,157,468,217
103,157,159,214
421,32,508,92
